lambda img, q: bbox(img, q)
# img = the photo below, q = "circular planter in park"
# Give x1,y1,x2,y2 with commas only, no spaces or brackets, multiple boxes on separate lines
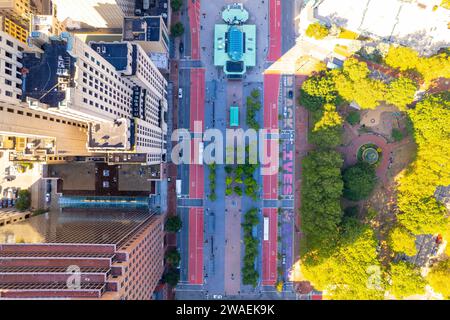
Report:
357,143,382,165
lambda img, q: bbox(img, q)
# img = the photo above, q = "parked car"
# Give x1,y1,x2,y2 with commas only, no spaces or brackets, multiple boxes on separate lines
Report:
282,254,286,265
288,90,293,99
178,88,183,99
45,193,51,203
179,41,184,55
46,180,52,194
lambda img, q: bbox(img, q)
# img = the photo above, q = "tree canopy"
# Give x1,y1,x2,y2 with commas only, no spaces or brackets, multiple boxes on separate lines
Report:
397,93,450,234
301,150,344,251
170,0,182,11
163,268,180,287
15,190,31,211
309,104,343,148
343,162,377,201
427,258,450,299
170,22,185,37
165,216,182,233
385,77,418,110
166,249,181,267
299,71,340,112
389,261,427,299
388,226,417,256
334,58,387,109
385,46,450,86
305,22,329,40
301,219,385,299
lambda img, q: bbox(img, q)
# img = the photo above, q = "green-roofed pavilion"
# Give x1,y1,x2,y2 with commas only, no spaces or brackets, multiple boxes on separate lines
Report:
222,3,249,24
214,3,256,80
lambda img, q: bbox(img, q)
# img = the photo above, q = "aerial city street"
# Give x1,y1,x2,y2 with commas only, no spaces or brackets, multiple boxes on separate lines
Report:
0,0,449,303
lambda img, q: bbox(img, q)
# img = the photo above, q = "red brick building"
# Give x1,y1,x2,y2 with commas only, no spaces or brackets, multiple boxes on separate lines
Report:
0,209,165,299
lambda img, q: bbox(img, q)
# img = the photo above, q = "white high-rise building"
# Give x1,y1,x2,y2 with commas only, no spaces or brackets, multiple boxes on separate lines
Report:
22,32,168,165
0,31,25,106
52,0,135,29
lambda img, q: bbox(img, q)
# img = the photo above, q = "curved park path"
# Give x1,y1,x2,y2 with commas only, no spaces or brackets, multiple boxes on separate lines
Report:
338,123,411,184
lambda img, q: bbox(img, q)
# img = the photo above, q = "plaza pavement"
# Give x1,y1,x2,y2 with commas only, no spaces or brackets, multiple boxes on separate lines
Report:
176,0,300,300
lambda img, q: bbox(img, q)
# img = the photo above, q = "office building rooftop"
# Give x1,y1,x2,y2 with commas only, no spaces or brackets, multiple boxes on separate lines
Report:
0,208,155,245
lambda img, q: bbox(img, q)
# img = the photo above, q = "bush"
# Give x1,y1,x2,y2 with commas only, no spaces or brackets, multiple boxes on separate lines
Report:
343,162,377,201
392,128,404,142
171,0,182,11
166,249,181,267
170,22,184,37
305,22,329,40
234,186,243,196
165,216,182,233
15,190,31,211
346,111,360,125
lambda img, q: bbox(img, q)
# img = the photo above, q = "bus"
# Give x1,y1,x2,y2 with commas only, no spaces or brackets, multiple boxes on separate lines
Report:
176,180,182,198
263,216,269,241
198,142,204,164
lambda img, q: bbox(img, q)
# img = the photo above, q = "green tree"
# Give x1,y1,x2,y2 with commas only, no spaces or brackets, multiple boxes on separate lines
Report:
309,104,343,148
225,165,233,174
170,22,185,37
346,111,360,125
171,0,182,11
299,71,340,112
234,186,243,196
301,219,385,299
427,258,450,299
301,150,343,250
385,46,420,72
242,208,260,287
251,89,260,99
388,226,417,256
417,53,450,85
225,187,233,196
163,268,180,287
343,162,377,201
15,190,31,211
165,216,182,233
389,261,427,299
397,93,450,234
385,46,450,86
225,176,233,186
334,58,387,109
385,77,418,110
209,192,217,201
166,249,181,266
305,22,329,40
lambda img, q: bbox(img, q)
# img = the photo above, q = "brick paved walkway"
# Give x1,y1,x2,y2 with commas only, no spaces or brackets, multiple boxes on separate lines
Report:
338,124,412,184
